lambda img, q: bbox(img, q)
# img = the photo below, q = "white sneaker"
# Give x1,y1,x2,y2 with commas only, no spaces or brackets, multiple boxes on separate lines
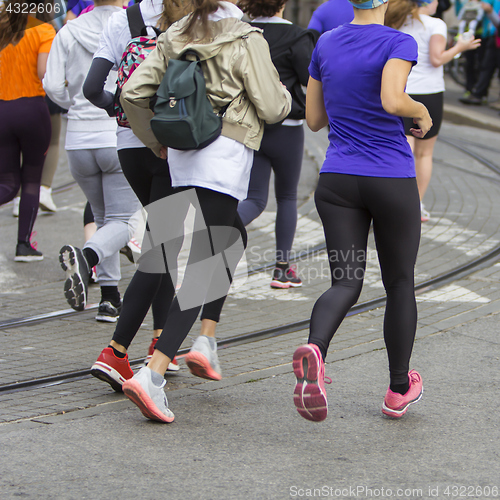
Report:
122,367,174,423
39,185,57,213
12,196,20,217
420,202,430,222
185,335,222,381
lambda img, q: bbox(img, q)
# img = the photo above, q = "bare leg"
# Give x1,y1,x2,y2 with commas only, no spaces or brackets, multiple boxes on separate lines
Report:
109,340,127,354
412,136,438,200
148,349,172,375
199,318,217,338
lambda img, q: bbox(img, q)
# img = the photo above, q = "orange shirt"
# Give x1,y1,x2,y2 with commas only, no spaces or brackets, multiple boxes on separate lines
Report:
0,16,56,101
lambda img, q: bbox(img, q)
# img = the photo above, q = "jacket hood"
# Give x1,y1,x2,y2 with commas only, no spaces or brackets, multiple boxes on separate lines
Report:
164,17,262,61
66,6,122,53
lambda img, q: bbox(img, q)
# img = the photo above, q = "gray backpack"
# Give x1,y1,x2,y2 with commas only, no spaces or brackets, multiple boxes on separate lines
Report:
150,50,228,150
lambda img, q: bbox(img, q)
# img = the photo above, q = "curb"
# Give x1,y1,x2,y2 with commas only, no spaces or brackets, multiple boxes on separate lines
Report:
444,103,500,133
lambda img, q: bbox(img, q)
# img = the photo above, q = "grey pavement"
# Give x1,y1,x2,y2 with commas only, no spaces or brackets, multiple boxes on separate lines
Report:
1,75,500,499
1,313,499,500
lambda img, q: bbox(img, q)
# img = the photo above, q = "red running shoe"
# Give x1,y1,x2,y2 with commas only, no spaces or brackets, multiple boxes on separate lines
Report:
91,347,134,392
382,370,423,418
293,343,331,422
145,338,180,371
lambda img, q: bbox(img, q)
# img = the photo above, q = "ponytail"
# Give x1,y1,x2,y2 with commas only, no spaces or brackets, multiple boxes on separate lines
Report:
0,0,54,51
384,0,418,30
158,0,192,32
0,1,29,50
181,0,221,41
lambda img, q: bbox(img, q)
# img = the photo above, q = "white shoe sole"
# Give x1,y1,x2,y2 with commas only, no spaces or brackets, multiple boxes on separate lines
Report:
14,255,44,262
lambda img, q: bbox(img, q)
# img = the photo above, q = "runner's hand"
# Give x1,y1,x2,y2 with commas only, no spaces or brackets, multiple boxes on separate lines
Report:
410,106,433,139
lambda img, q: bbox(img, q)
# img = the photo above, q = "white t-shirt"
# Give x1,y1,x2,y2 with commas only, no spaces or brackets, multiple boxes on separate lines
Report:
400,14,448,95
167,2,254,201
94,0,164,150
65,130,117,150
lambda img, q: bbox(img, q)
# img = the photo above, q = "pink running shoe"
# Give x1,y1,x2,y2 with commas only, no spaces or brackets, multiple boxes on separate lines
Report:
293,344,331,422
382,370,423,418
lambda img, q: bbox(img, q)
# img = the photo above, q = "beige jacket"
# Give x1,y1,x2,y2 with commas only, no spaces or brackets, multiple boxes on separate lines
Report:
121,16,291,157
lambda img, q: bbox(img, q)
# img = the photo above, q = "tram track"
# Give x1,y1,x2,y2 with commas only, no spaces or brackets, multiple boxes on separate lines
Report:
2,137,500,396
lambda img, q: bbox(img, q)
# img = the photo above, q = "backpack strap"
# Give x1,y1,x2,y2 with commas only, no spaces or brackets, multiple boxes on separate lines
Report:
126,3,146,39
179,50,230,117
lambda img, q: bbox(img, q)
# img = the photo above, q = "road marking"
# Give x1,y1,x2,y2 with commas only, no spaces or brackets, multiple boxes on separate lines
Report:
416,284,490,303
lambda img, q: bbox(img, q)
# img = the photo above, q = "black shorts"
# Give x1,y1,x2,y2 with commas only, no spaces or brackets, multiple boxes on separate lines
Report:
403,92,443,140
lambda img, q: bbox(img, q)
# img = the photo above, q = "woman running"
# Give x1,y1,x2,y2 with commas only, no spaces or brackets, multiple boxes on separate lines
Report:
43,0,141,322
117,0,291,423
385,0,480,221
0,1,55,261
292,0,432,422
85,0,215,380
237,0,315,289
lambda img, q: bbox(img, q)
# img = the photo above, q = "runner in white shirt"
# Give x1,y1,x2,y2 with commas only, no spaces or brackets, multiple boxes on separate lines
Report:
84,0,191,377
386,0,480,221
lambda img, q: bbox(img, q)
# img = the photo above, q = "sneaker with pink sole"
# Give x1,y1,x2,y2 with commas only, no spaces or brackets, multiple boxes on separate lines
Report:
185,335,221,381
123,367,174,423
293,343,331,422
382,369,423,418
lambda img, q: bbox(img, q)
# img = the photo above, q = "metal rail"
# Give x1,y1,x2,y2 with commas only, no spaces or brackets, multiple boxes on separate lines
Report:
1,138,500,395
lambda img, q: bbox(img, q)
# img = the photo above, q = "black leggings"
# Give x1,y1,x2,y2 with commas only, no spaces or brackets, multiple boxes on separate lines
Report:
238,125,304,263
153,187,245,360
0,97,51,242
311,173,421,386
112,174,247,352
112,147,176,335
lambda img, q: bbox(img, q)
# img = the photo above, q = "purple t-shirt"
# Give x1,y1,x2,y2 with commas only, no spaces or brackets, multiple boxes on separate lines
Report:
307,0,354,34
309,23,418,178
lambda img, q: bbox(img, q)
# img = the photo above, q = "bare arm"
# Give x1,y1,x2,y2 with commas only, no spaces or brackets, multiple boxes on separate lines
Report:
37,52,49,81
381,58,432,138
428,33,480,67
305,76,328,132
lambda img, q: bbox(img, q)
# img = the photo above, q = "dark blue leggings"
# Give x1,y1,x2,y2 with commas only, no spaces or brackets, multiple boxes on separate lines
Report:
0,97,51,242
311,173,421,387
238,124,304,263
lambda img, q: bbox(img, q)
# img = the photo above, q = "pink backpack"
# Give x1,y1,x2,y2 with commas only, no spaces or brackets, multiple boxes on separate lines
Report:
113,4,162,128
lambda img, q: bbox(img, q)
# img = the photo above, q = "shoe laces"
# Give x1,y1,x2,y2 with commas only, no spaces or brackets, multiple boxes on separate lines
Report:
30,231,38,250
286,264,298,278
318,357,332,385
409,371,421,385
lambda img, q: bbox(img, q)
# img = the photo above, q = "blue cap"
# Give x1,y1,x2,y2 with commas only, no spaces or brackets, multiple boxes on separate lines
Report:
349,0,389,9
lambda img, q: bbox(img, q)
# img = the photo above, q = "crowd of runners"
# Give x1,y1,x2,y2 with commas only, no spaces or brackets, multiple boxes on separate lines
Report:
1,0,481,423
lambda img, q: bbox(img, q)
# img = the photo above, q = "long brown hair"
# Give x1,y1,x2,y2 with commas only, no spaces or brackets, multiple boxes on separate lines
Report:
237,0,287,18
0,0,54,51
385,0,419,30
158,0,193,31
181,0,221,41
